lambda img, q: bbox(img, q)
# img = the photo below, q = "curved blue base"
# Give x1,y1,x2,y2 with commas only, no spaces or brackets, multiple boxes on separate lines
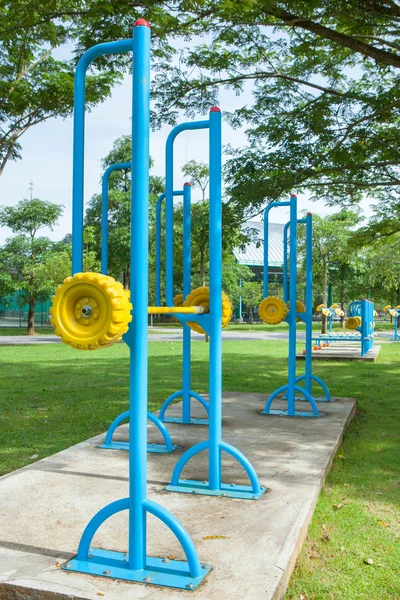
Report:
294,374,331,402
100,410,178,453
166,439,266,500
65,497,209,589
159,390,209,425
262,384,321,417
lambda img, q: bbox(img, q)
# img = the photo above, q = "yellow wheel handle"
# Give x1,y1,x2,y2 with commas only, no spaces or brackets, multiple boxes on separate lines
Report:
171,293,184,324
383,305,391,312
389,309,397,317
330,303,339,309
183,286,232,334
345,316,359,330
373,310,378,317
316,303,326,312
396,305,400,310
355,316,362,326
258,296,288,325
50,272,132,350
335,308,344,317
322,308,331,317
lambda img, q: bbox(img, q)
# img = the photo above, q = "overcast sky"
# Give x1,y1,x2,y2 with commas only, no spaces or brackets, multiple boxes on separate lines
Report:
0,70,373,245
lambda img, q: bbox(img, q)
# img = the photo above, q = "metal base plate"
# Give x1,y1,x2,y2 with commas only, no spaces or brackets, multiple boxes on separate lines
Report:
162,417,209,426
261,409,323,418
164,479,267,500
99,442,178,454
63,548,211,590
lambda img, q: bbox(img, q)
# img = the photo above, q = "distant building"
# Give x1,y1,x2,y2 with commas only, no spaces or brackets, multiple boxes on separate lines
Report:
233,221,284,282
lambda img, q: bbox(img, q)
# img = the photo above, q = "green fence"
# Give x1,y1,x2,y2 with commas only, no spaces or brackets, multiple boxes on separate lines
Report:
0,293,52,328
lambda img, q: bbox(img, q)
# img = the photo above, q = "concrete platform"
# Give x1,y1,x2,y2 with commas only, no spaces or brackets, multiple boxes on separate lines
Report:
0,393,356,600
297,344,381,362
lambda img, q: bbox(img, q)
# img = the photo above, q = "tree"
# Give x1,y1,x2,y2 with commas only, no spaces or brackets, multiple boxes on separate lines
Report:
152,1,400,222
240,281,263,324
182,160,209,200
0,1,180,174
0,198,64,334
298,209,362,332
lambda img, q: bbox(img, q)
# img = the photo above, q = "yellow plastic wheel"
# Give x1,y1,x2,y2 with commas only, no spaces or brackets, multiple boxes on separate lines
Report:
389,309,397,317
288,299,306,322
346,316,359,330
322,308,331,317
171,293,184,324
50,272,132,350
330,303,339,309
316,303,326,312
335,309,345,317
259,296,288,325
383,305,391,312
373,310,378,317
184,286,232,334
355,316,362,327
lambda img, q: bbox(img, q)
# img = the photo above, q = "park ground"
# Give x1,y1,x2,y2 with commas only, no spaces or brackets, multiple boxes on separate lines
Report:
0,340,399,599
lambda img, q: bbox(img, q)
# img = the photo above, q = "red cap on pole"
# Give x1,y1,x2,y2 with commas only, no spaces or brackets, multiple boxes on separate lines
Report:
135,18,150,27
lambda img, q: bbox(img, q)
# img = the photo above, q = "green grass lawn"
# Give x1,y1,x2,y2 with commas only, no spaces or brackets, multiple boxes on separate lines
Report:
0,326,56,336
0,340,399,599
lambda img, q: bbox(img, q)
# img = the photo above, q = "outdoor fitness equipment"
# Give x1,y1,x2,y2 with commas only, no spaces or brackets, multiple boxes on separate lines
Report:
156,135,211,426
312,299,375,357
259,195,330,418
383,305,400,341
50,21,211,590
154,109,265,501
99,161,178,454
316,303,345,332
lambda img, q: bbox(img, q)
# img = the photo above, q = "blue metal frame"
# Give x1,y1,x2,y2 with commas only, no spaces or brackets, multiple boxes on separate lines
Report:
285,215,331,403
64,21,210,590
100,162,177,454
164,108,266,500
261,196,324,417
157,180,208,426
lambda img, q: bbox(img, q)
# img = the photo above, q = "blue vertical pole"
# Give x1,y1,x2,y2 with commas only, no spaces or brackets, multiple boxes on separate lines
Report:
283,222,290,303
304,213,313,395
129,19,150,571
239,280,242,320
287,194,297,415
263,215,269,298
182,183,192,422
155,193,165,306
165,140,174,307
208,107,222,490
101,162,131,275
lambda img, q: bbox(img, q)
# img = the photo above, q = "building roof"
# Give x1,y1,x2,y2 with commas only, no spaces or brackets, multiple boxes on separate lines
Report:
233,221,284,266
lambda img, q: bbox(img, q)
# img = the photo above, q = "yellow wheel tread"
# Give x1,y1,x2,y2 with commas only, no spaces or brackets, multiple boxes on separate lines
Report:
258,296,288,325
184,286,232,334
50,272,132,350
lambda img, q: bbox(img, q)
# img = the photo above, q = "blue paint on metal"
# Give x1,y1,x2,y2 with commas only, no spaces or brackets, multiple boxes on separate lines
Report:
165,120,210,306
262,198,328,416
67,22,208,588
101,162,131,274
156,184,209,425
72,38,133,275
165,480,267,500
164,109,265,499
64,550,211,589
100,409,178,454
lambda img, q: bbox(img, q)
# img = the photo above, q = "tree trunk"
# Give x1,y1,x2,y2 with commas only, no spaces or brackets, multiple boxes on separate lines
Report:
124,264,130,290
249,307,254,324
27,295,35,335
321,257,327,334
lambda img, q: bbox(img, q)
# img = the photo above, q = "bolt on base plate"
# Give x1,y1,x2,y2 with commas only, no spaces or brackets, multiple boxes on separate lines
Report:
164,479,268,500
99,441,178,454
63,549,211,590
